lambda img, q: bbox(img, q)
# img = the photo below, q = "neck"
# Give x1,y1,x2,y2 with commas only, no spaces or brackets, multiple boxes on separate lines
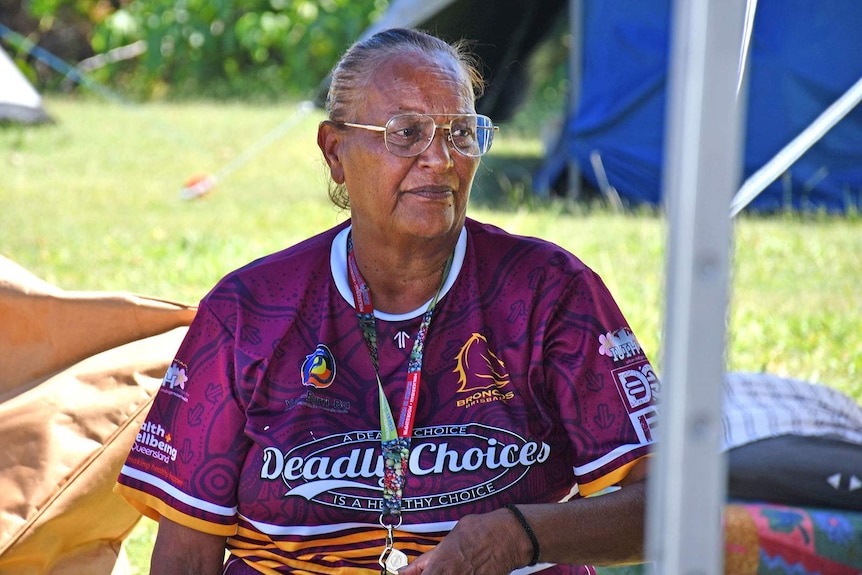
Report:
350,228,457,315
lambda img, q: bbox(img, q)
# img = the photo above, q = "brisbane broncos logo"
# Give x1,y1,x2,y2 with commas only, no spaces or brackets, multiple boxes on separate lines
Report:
453,333,510,393
301,344,336,389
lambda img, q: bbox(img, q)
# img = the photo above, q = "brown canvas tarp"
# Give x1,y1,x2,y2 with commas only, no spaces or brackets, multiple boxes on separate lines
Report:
0,256,195,575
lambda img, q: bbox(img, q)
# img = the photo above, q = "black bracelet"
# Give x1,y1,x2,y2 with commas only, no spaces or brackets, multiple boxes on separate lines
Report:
504,504,540,566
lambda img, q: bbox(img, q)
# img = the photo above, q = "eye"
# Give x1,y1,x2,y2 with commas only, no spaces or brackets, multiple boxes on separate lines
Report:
387,120,425,146
451,125,473,139
450,117,479,140
394,125,419,139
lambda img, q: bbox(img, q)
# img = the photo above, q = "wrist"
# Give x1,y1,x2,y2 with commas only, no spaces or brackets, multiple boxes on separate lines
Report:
504,504,540,567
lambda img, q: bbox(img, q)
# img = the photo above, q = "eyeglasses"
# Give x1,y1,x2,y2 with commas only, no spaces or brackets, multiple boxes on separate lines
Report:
339,113,498,158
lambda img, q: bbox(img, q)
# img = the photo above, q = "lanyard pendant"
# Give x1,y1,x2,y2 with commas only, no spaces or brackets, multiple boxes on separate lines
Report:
384,548,409,575
378,518,408,575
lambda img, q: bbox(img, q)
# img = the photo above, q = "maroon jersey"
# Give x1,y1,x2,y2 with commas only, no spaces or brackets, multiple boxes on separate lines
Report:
116,218,658,574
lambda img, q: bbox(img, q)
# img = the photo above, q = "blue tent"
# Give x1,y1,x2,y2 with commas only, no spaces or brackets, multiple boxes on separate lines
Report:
368,0,862,212
537,0,862,212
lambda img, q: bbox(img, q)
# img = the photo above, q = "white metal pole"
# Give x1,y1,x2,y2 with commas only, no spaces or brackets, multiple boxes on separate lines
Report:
730,75,862,217
646,0,747,573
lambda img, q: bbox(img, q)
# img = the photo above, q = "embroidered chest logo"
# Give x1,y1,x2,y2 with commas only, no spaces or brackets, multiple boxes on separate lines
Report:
301,344,336,389
453,333,513,408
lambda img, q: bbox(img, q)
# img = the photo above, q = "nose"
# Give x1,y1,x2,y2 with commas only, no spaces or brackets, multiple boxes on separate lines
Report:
418,126,454,168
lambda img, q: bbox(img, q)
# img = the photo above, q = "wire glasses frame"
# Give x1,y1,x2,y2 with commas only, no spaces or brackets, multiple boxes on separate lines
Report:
339,113,498,158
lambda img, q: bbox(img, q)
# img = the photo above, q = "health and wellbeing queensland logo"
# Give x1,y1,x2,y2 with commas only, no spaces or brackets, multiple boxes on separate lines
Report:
159,360,190,402
132,421,178,464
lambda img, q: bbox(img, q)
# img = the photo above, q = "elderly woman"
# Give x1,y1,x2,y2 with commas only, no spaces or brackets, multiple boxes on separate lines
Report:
117,28,656,575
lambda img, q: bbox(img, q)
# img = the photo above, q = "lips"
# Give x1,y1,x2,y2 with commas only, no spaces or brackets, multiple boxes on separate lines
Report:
406,185,455,199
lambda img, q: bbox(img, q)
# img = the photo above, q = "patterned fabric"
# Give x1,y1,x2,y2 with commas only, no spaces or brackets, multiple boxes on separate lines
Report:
724,503,862,575
722,372,862,451
116,218,657,574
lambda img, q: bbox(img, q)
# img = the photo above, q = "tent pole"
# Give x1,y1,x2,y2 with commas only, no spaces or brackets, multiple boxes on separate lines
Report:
647,0,746,573
730,74,862,217
567,0,583,199
736,0,758,97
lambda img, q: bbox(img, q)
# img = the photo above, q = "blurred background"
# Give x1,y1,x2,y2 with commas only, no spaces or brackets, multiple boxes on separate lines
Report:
2,3,861,574
3,0,861,211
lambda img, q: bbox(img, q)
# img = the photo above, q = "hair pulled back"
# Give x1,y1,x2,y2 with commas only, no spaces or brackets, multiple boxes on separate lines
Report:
323,28,485,209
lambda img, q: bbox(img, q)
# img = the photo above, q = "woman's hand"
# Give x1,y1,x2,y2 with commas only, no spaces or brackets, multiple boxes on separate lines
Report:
401,459,649,575
149,516,227,575
399,508,532,575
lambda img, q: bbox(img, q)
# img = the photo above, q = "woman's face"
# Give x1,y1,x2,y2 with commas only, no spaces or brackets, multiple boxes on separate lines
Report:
320,51,480,245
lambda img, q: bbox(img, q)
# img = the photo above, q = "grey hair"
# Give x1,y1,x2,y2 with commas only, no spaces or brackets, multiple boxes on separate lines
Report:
323,28,486,209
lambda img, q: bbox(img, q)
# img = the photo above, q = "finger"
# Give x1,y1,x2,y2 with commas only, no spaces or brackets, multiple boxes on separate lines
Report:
400,548,433,575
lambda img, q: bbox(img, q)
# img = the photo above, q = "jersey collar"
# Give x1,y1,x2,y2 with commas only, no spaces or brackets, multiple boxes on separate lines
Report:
330,224,467,321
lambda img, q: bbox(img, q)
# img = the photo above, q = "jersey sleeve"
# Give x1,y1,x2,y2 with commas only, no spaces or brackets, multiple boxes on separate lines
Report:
545,266,658,496
115,302,248,536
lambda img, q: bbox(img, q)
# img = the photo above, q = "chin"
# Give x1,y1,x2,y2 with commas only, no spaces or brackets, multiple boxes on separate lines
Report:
403,220,457,241
395,201,465,239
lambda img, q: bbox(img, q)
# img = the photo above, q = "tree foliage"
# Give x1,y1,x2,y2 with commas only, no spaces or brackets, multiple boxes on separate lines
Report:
15,0,390,99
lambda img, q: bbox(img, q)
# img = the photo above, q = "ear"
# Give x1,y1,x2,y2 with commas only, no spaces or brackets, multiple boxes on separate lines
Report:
317,121,345,185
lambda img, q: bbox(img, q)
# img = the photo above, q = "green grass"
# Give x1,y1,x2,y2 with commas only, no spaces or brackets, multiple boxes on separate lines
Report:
2,97,859,574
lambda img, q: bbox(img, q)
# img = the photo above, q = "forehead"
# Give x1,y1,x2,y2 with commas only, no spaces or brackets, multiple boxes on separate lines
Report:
359,51,475,119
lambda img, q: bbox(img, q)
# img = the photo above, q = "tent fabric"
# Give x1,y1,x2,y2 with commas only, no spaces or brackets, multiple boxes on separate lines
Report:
334,0,566,122
0,255,194,575
374,0,862,212
0,45,51,124
403,0,567,122
545,0,862,212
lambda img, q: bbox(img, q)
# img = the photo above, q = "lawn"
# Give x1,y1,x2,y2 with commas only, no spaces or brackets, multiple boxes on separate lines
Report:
1,96,859,574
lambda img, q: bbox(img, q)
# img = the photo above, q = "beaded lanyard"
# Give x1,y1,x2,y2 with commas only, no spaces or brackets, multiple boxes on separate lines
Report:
346,232,451,574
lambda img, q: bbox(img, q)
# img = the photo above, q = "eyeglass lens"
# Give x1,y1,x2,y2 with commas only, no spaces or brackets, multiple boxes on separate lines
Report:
385,114,494,157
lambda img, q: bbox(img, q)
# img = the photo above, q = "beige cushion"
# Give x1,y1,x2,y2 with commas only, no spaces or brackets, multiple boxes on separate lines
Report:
0,255,195,574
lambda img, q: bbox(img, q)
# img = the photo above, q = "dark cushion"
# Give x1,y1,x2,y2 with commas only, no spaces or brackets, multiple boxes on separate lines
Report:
727,435,862,511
